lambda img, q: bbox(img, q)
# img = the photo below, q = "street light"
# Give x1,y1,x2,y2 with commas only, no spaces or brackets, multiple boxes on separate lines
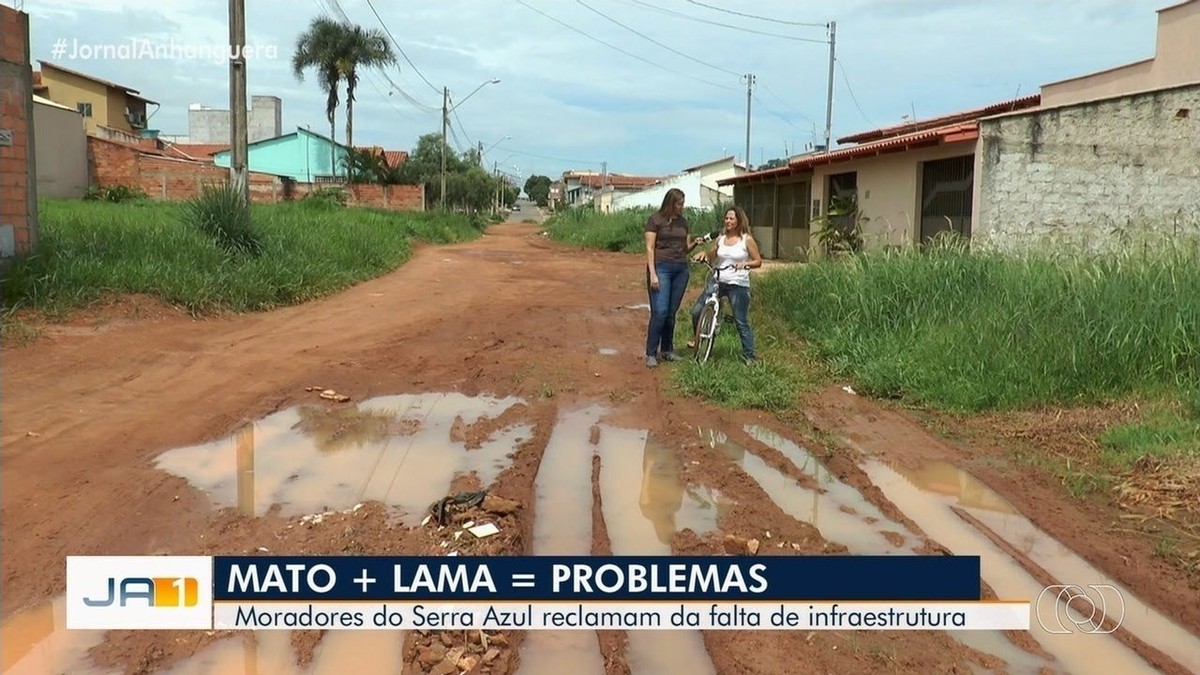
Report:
478,135,512,166
441,78,501,209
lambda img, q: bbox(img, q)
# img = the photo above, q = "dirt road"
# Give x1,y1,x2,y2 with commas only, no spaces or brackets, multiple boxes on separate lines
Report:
3,213,1199,674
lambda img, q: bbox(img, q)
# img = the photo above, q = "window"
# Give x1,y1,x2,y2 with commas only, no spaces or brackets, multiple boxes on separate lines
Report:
919,155,974,243
76,102,93,117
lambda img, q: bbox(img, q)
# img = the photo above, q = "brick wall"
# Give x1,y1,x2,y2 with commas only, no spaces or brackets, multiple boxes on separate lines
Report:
89,136,425,210
975,83,1200,253
0,6,37,259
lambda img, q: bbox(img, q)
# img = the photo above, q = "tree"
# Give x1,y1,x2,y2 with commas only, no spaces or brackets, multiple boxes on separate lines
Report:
523,175,552,207
335,24,396,159
292,17,344,174
293,17,396,180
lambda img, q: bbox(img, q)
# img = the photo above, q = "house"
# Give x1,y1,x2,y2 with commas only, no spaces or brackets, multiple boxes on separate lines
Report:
718,95,1040,260
722,0,1199,260
611,155,747,212
34,61,156,137
211,127,350,183
560,170,663,210
32,94,87,198
972,0,1200,252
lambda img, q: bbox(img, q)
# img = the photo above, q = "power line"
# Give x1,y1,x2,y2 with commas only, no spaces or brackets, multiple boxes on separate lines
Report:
363,0,443,96
620,0,828,44
513,0,737,92
575,0,742,78
684,0,828,28
836,59,873,127
499,146,603,166
759,81,817,127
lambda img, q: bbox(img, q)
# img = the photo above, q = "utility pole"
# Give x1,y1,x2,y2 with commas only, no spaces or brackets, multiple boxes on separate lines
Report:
744,73,754,168
440,86,448,210
228,0,248,205
824,21,837,152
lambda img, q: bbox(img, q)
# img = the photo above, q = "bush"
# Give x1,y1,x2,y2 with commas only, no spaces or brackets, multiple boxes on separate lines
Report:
182,183,264,257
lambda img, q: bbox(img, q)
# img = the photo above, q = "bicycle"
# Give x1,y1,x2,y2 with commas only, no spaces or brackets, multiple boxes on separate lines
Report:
690,259,738,365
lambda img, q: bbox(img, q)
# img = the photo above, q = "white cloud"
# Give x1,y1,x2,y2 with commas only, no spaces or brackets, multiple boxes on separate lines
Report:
22,0,1169,178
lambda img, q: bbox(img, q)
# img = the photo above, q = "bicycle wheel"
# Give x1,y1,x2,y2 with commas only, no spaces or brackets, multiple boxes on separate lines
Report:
694,303,719,364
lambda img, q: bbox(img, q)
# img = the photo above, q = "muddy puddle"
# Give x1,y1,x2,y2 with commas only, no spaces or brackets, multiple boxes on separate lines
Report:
518,405,608,675
598,347,619,356
155,631,406,675
596,428,719,675
0,596,114,675
696,426,915,554
154,393,532,526
863,458,1200,673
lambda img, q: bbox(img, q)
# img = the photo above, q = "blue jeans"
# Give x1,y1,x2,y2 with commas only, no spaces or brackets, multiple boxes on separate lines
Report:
690,282,756,359
646,261,689,357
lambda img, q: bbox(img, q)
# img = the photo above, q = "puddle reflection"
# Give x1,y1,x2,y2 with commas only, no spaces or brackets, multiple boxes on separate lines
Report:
0,597,113,675
154,393,532,525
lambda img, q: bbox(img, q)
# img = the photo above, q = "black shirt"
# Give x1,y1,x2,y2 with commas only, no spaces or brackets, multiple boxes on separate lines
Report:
645,213,690,263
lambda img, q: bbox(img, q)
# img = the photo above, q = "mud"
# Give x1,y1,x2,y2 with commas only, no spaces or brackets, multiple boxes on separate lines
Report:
4,217,1199,674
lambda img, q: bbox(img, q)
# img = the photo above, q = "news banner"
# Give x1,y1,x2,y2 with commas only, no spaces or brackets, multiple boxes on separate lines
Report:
65,555,1031,631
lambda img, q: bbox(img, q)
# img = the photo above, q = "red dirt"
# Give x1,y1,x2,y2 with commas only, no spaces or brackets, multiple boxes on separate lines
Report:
3,217,1198,674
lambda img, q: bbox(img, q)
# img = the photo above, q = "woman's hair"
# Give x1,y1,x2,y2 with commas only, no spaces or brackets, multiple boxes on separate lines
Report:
726,205,750,236
656,188,685,218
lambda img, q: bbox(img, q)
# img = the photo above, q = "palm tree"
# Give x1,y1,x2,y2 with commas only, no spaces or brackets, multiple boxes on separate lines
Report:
336,25,396,158
292,17,345,177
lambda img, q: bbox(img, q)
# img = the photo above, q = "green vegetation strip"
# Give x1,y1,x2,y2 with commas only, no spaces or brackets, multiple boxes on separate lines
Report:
1,198,483,315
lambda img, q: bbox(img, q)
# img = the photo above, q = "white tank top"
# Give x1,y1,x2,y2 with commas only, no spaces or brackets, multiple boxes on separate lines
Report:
715,235,751,287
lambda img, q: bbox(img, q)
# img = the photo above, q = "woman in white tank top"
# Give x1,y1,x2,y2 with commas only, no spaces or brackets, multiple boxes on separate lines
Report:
688,206,762,363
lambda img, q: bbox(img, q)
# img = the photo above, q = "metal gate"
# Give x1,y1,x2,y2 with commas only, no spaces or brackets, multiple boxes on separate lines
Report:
919,155,974,244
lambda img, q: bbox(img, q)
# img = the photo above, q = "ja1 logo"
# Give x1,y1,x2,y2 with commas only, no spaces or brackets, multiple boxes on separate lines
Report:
1035,584,1126,634
83,576,199,608
67,556,214,629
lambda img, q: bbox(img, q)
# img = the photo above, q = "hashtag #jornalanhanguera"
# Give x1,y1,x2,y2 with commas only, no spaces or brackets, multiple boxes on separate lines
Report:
52,38,278,63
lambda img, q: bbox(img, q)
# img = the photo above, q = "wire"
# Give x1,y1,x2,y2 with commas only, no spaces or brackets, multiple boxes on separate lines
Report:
837,59,873,127
499,146,603,165
684,0,828,28
575,0,742,78
363,0,443,96
620,0,829,44
513,0,737,92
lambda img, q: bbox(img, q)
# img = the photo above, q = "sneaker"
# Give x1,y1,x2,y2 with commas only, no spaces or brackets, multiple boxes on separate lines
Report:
660,351,682,362
743,355,760,365
646,356,658,368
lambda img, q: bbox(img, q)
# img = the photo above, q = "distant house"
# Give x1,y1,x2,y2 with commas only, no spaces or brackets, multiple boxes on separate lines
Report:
211,127,349,183
611,155,747,212
35,61,156,139
32,94,87,198
560,170,663,210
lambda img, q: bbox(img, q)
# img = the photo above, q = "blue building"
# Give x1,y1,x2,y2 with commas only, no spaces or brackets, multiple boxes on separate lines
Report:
212,127,349,182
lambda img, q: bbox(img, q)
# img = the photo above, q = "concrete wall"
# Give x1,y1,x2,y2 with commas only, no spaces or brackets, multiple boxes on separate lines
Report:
810,141,977,249
189,96,282,144
33,100,87,198
0,6,37,259
974,82,1200,252
1042,0,1200,107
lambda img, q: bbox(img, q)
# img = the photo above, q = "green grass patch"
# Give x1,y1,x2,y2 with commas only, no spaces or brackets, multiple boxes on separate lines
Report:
1100,399,1200,468
756,237,1200,414
543,205,726,253
1,198,482,316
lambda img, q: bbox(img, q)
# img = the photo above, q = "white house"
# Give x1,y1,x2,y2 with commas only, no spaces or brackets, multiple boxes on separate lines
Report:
610,155,747,212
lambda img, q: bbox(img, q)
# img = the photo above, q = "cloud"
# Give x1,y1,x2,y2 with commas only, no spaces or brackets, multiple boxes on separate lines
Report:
23,0,1170,178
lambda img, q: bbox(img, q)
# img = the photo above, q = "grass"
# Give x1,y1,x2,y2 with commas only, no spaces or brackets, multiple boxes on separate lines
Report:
1,197,483,316
756,236,1200,414
543,205,727,253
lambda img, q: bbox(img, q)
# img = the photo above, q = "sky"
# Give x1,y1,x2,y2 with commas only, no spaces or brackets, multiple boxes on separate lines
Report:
19,0,1171,182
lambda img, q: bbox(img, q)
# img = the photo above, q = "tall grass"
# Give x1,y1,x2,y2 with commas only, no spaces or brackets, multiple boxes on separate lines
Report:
1,198,482,315
544,205,726,253
757,237,1200,412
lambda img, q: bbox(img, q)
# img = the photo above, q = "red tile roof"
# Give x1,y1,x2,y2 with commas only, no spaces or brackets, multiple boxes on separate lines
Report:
836,94,1039,144
718,122,980,186
162,143,229,161
354,146,409,167
577,174,662,190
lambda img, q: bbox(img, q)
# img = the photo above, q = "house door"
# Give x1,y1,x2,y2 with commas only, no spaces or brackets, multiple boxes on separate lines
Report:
919,155,974,244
